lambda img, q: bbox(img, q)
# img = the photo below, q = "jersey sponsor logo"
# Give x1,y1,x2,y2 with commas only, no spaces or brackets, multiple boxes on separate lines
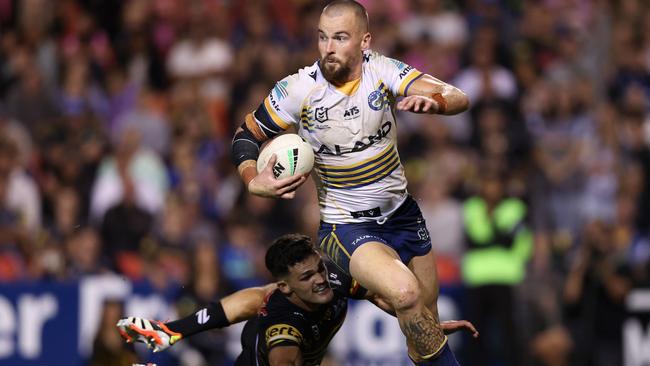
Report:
273,162,286,178
312,325,320,340
316,121,392,155
308,70,317,81
363,53,371,62
265,324,304,345
273,80,289,100
351,234,383,246
268,93,282,112
315,107,329,122
343,106,360,120
195,308,210,324
350,207,382,218
398,65,414,80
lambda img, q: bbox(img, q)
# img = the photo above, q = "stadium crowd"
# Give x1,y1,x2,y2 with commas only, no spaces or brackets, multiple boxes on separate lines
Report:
1,0,649,365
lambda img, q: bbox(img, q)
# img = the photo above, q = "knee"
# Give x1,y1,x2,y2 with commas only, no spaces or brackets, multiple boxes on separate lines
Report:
389,281,422,311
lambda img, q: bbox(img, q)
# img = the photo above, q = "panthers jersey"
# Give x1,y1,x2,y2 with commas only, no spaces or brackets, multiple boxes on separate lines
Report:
251,50,423,223
235,260,366,366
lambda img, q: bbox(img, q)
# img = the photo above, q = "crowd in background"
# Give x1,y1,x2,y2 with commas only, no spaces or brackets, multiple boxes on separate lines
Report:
1,0,650,365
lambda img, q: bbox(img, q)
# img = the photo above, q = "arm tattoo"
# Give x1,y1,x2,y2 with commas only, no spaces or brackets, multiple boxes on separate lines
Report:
400,310,446,357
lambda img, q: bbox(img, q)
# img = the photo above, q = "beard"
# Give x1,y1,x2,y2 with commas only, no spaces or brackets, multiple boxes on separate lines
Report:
319,56,353,86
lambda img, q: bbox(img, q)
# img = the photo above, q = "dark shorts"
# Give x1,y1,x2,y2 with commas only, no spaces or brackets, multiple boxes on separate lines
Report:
318,195,432,273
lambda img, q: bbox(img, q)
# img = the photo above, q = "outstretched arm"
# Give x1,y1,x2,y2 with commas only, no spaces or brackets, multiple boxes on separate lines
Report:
397,74,469,115
117,284,277,352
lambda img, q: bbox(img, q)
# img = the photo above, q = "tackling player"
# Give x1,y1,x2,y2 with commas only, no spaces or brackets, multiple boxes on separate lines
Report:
118,234,478,365
231,1,469,365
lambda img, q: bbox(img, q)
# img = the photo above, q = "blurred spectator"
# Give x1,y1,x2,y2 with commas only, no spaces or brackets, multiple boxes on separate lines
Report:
90,127,168,220
89,300,139,366
563,221,633,366
0,135,41,233
462,170,533,366
174,242,226,365
65,226,107,278
219,214,267,292
112,90,171,156
0,103,32,167
526,79,593,254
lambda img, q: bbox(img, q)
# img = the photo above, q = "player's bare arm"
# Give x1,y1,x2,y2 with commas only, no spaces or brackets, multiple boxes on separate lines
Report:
117,283,277,352
222,283,278,323
396,74,469,115
268,345,304,366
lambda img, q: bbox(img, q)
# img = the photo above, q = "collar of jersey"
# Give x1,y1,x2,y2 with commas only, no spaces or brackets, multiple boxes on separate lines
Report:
335,77,361,96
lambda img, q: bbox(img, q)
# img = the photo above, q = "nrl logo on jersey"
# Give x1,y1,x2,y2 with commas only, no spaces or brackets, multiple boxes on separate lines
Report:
315,107,328,122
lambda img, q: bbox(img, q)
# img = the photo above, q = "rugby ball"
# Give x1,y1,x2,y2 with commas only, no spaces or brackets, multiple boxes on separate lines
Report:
257,134,315,179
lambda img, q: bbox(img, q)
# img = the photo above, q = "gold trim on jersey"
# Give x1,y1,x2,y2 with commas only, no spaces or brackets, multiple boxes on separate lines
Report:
265,324,303,346
315,144,401,189
398,70,423,96
263,97,290,129
300,106,315,132
336,77,361,96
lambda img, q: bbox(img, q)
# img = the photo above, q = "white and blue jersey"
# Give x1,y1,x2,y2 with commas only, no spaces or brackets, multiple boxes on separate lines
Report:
250,50,423,224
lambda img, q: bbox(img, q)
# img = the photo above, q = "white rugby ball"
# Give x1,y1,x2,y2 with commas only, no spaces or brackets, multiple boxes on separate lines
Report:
257,134,314,179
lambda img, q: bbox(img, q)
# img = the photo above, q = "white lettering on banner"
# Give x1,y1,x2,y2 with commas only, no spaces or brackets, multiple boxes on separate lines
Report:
625,289,650,366
18,295,57,358
79,275,131,356
624,319,650,366
627,290,650,312
0,297,15,358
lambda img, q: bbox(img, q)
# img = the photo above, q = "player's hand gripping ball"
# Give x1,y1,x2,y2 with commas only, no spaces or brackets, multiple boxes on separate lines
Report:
257,134,314,179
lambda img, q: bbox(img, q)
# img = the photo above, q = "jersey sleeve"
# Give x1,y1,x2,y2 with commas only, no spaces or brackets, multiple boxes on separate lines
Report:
252,70,314,138
260,313,307,350
325,260,368,300
370,51,423,97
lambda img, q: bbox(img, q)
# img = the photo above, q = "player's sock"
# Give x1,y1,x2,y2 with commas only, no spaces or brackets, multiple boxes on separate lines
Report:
165,301,230,336
411,343,460,366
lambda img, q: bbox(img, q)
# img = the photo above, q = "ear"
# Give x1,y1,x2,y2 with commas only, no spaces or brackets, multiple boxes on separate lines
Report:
277,280,292,295
361,32,371,51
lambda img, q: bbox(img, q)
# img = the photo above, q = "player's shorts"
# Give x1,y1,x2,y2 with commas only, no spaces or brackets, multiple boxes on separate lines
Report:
318,195,432,273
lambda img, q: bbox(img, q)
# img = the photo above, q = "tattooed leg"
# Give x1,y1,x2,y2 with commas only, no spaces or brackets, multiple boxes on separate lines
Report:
398,308,447,361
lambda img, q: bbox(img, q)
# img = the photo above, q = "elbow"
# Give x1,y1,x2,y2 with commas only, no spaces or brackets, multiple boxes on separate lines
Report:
450,90,469,114
459,91,470,112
